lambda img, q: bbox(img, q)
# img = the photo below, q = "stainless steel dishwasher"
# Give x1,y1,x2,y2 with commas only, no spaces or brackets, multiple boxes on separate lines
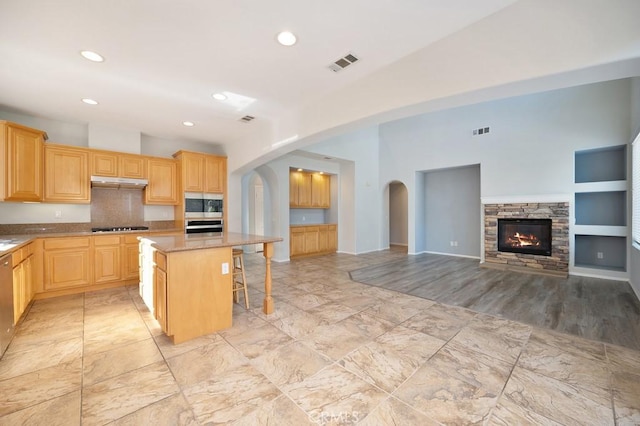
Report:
0,253,14,358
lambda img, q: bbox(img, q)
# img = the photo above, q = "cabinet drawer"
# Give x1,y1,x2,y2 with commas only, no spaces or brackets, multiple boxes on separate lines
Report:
123,234,142,244
12,247,25,265
93,235,122,246
155,251,167,270
44,237,91,250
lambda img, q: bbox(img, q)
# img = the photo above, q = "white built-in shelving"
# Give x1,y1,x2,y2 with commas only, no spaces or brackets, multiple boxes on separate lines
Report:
573,145,628,277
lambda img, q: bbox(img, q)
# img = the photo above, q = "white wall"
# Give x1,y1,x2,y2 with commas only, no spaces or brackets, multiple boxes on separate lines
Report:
378,79,632,262
630,77,640,298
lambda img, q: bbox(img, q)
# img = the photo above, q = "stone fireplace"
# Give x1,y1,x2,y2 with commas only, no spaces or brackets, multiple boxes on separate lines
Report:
483,202,569,276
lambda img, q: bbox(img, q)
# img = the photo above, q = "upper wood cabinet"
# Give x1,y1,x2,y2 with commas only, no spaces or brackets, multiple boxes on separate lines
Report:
0,121,46,202
145,157,179,205
173,150,226,194
290,170,330,209
44,144,90,203
90,150,146,179
204,155,226,193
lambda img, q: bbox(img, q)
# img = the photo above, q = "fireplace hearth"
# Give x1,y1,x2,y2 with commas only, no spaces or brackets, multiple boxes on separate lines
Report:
497,218,552,256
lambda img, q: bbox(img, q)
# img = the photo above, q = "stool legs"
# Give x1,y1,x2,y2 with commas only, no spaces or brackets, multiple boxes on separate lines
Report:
232,249,249,309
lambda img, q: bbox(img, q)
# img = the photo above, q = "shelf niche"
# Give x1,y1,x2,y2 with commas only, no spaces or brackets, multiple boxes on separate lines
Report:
575,191,626,226
574,235,626,272
575,145,626,183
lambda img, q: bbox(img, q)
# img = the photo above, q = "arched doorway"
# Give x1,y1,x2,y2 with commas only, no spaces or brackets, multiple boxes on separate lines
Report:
388,181,408,252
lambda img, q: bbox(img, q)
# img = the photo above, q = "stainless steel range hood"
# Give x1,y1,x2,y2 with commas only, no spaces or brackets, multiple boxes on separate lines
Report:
90,176,148,189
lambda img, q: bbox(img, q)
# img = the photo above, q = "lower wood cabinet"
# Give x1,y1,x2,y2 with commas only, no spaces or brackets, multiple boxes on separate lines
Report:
12,243,34,324
43,237,91,291
94,235,121,284
290,224,337,258
148,246,232,343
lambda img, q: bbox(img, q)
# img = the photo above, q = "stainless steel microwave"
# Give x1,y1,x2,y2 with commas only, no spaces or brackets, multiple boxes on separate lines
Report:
185,192,223,218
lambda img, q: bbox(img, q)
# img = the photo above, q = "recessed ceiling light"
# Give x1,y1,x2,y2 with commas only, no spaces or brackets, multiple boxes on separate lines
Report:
182,121,195,127
276,31,297,46
80,50,104,62
297,168,303,172
81,98,98,105
212,93,227,101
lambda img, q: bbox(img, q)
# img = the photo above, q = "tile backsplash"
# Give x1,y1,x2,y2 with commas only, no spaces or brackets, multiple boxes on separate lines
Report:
91,187,144,227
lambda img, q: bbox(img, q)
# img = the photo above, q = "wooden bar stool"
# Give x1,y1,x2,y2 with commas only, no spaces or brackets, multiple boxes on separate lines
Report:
232,248,250,309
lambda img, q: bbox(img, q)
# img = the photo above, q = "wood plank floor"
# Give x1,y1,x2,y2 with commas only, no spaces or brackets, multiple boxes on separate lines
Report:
349,251,640,351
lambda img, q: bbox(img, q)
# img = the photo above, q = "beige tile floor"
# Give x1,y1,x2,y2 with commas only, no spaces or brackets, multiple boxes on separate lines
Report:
1,250,639,425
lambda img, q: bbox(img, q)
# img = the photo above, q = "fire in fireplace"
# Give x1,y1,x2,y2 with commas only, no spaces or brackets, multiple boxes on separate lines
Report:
497,218,552,256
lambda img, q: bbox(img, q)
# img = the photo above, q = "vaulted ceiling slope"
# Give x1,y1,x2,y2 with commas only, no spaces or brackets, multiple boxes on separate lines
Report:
1,0,639,173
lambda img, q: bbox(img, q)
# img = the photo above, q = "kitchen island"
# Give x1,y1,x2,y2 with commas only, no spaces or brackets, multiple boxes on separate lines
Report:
139,232,282,344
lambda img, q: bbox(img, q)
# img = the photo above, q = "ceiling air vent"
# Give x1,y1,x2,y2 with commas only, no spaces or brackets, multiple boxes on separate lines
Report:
239,115,255,123
328,52,359,73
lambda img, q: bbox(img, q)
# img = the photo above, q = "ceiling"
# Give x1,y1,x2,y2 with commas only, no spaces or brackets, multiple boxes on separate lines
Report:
0,0,517,148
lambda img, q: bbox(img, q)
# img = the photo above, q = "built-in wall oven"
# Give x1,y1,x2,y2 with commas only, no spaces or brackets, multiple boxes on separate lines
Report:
185,219,224,234
185,193,223,218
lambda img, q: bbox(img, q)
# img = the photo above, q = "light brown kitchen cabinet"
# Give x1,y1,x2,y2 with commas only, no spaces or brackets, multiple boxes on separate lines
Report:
90,151,146,179
1,121,46,202
44,144,90,203
173,150,227,194
91,151,118,177
289,170,330,208
204,155,226,193
122,234,142,281
149,246,232,343
290,224,337,258
120,154,146,179
144,157,179,205
94,235,121,284
311,174,331,208
43,237,91,291
12,243,34,324
154,251,168,333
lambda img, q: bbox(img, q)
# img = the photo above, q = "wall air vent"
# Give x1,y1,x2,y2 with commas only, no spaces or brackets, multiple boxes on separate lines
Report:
239,115,255,123
328,52,360,72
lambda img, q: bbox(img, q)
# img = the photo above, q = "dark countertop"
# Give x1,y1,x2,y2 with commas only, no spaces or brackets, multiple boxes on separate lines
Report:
141,232,283,253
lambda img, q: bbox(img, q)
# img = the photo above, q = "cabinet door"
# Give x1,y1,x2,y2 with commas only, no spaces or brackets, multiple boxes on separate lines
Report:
311,174,331,208
290,171,312,207
44,248,91,290
4,124,44,201
94,245,121,284
145,158,179,205
182,153,205,192
289,171,299,207
12,263,24,324
290,227,306,257
327,225,338,252
91,151,118,177
155,267,168,333
120,155,146,179
44,145,90,203
23,255,33,312
123,242,140,280
318,226,329,253
204,155,226,193
303,227,320,254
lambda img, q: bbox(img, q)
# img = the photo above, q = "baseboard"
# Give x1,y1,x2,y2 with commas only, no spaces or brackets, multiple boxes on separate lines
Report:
423,250,481,260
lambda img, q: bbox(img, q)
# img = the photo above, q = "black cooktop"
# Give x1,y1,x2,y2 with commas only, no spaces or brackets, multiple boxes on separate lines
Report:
91,226,149,233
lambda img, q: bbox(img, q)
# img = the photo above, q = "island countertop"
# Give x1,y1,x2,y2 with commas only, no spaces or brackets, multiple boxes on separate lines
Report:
141,232,283,253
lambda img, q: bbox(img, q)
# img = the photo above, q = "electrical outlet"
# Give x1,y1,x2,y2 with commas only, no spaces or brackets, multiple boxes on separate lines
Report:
55,210,62,218
454,241,458,247
222,263,229,274
597,252,604,259
450,241,454,246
